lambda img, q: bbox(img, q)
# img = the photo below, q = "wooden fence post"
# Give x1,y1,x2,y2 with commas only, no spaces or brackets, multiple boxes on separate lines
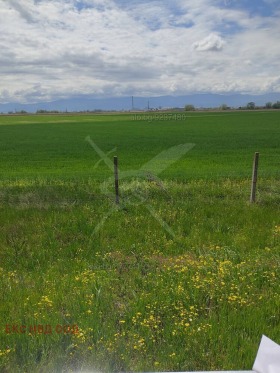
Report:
114,156,119,204
250,152,260,203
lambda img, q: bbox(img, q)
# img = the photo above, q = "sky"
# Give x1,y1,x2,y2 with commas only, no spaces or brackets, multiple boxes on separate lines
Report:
0,0,280,104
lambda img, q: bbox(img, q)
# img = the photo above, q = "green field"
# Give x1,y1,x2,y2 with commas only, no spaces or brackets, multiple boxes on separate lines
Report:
0,112,279,372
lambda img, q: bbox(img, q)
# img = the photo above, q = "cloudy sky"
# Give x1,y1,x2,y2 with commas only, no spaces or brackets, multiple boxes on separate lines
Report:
0,0,280,103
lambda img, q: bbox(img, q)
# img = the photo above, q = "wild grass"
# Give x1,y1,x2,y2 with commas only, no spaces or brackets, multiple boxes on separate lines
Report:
0,112,279,372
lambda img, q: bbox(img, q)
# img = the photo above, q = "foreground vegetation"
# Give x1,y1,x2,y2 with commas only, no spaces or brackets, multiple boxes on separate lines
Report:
0,112,279,372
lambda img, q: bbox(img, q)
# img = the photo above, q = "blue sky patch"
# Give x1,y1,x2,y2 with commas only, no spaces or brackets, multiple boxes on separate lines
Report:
222,0,280,17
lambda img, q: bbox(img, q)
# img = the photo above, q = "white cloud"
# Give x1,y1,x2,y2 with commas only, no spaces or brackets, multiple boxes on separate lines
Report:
0,0,280,103
193,33,225,51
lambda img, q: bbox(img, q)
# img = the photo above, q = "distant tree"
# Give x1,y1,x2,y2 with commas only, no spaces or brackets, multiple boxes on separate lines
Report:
220,104,230,110
272,101,280,109
265,102,273,109
246,102,256,110
185,104,195,111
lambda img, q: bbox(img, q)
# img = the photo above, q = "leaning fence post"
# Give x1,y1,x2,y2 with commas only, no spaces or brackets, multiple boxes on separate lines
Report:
250,152,260,203
114,156,119,204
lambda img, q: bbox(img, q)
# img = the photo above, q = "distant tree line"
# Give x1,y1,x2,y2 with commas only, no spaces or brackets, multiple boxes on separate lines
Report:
264,101,280,109
185,100,280,111
240,101,280,110
3,101,280,115
36,109,60,114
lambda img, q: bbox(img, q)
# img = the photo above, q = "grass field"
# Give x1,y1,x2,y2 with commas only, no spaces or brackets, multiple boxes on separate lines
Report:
0,111,279,372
